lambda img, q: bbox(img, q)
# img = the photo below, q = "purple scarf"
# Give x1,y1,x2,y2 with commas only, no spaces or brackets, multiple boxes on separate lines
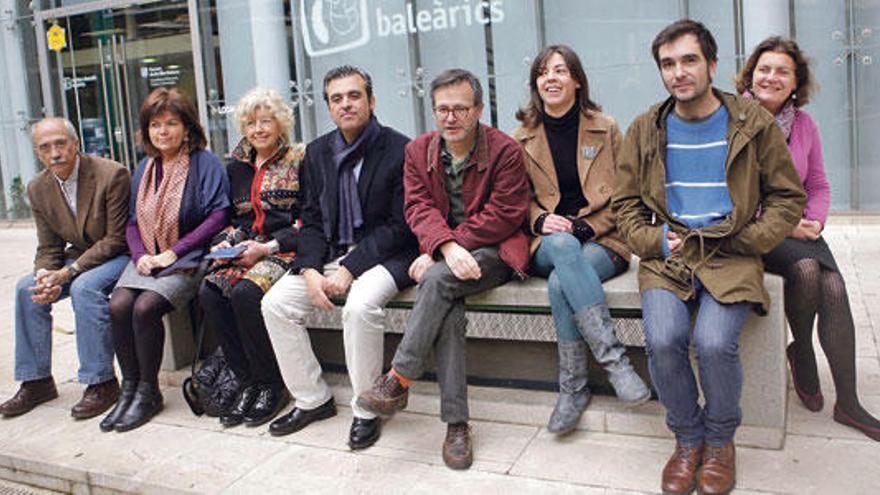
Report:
743,90,796,140
331,115,379,246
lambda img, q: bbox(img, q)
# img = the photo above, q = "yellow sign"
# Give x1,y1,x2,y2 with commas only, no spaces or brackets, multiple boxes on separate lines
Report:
47,24,66,52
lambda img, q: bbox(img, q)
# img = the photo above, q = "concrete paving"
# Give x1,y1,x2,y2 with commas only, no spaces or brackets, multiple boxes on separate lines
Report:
1,220,879,494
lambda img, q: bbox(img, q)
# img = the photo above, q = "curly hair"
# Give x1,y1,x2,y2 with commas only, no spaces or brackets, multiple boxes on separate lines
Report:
234,87,295,144
735,36,815,107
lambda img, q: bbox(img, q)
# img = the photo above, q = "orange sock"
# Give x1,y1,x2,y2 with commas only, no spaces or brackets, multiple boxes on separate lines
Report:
390,368,411,388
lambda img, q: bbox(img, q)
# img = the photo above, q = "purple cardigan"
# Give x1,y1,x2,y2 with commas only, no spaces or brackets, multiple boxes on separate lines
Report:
127,149,230,267
788,109,831,224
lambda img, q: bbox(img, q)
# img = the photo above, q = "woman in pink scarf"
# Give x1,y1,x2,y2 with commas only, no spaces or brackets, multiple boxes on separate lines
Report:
103,88,229,433
737,36,879,441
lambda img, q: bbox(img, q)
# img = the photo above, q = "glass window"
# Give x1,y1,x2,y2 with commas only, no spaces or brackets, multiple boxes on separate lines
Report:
794,0,853,210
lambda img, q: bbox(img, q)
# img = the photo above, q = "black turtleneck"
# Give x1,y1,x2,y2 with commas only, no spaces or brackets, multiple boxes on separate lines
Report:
543,101,587,217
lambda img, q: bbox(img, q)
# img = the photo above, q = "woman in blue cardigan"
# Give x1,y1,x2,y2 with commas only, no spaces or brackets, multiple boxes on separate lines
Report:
102,88,229,432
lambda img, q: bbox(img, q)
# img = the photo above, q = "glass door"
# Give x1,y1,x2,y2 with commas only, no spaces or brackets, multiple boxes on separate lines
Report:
42,1,197,171
854,0,879,211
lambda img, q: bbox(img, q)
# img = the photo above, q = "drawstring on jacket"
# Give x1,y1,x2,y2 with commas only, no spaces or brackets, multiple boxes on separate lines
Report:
662,229,723,299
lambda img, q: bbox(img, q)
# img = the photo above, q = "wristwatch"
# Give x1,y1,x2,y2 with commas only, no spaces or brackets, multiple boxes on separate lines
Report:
66,264,82,280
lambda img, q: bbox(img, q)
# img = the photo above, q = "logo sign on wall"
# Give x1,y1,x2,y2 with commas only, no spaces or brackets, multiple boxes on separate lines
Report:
300,0,371,57
299,0,505,57
47,24,67,52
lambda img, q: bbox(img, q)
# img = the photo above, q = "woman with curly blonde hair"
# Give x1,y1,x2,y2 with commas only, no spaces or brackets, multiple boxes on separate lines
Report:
198,87,306,428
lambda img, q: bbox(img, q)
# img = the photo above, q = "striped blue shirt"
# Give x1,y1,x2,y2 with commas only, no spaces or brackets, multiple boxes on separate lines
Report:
665,106,732,229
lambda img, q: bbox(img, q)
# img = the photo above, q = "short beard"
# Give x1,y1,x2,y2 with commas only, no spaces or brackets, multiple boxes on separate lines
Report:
670,69,713,105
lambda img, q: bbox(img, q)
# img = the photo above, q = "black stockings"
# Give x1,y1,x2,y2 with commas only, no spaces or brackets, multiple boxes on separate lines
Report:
785,259,879,429
110,287,175,385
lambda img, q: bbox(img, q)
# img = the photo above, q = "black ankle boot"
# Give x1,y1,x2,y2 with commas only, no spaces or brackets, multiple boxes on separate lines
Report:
114,381,163,432
100,380,137,432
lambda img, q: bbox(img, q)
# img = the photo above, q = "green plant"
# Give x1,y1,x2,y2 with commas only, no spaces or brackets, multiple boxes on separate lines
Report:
10,176,30,219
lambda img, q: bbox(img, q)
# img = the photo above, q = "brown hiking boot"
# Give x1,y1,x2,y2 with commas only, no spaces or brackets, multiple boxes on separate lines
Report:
661,441,703,494
442,422,473,470
0,377,58,417
71,378,120,419
355,372,409,417
698,442,736,495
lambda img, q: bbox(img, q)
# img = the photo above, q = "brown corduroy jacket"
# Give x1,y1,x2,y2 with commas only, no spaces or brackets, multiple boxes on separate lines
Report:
28,153,130,273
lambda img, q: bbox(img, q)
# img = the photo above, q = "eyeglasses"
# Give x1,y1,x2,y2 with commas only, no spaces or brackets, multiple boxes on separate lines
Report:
433,106,473,120
245,117,275,130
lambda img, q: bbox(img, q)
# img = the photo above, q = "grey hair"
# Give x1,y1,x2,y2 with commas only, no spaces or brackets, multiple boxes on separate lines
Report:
31,117,79,143
234,87,295,145
430,69,483,108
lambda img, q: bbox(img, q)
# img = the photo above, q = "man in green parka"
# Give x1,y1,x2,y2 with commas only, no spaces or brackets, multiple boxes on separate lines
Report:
613,20,805,495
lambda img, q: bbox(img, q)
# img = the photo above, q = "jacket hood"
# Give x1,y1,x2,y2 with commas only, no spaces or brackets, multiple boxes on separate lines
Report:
649,88,774,139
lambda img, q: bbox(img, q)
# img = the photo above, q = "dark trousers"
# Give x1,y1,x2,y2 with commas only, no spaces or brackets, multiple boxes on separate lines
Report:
198,280,284,387
392,247,512,424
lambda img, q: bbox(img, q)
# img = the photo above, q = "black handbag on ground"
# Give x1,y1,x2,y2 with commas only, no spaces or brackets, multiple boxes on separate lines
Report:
182,321,241,417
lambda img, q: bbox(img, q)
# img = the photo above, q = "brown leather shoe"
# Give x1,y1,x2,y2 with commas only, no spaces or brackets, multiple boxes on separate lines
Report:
661,441,703,494
0,377,58,417
698,442,736,495
355,372,409,417
442,422,473,470
71,378,120,419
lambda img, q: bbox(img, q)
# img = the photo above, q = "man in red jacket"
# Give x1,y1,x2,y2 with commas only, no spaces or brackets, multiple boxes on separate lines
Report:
357,68,529,470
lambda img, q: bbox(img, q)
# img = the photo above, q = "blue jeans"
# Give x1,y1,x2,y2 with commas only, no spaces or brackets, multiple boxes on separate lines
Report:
15,255,129,384
532,233,627,341
642,285,751,447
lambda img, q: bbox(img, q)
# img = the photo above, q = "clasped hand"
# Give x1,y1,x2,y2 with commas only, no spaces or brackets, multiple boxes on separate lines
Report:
29,268,68,305
300,266,355,311
791,219,822,241
136,250,177,276
541,213,573,234
440,241,481,281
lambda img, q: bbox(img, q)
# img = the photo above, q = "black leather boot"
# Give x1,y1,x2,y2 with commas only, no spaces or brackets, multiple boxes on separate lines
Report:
100,380,137,432
114,381,163,432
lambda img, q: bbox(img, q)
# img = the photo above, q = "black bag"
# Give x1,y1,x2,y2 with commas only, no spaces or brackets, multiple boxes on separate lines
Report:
182,320,241,417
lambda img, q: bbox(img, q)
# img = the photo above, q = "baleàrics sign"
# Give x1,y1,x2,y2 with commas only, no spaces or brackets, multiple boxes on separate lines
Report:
299,0,505,57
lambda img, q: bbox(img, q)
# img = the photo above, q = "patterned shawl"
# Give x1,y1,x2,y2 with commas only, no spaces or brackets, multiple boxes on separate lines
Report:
136,146,191,254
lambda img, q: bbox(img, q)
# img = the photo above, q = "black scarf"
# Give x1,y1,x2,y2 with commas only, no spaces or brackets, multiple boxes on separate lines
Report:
331,115,380,246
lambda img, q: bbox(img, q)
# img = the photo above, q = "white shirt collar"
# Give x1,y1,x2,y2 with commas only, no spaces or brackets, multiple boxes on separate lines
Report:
52,155,80,186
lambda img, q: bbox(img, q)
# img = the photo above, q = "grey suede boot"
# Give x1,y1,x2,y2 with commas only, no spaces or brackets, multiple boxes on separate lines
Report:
574,304,651,406
548,340,592,434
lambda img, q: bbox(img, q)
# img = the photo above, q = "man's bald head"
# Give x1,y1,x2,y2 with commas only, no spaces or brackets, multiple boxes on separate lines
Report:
31,117,78,144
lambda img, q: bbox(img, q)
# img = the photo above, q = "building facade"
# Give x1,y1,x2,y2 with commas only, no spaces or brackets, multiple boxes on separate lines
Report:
0,0,878,216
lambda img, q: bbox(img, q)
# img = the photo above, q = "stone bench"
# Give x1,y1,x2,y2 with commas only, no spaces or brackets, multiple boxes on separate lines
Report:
161,260,787,449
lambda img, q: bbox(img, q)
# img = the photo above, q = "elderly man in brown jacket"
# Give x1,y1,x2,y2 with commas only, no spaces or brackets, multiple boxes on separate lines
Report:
0,118,130,420
613,21,805,495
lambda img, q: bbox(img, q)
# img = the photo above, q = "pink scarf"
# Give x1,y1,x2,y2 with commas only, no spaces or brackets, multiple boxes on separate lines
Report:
743,90,796,140
136,146,190,254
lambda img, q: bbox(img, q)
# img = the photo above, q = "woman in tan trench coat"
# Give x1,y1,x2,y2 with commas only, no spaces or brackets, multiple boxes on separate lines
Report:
512,45,650,436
